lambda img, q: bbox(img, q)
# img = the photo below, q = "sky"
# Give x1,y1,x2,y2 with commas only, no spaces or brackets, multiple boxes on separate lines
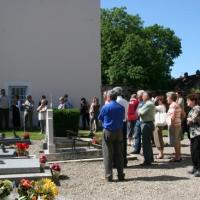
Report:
101,0,200,78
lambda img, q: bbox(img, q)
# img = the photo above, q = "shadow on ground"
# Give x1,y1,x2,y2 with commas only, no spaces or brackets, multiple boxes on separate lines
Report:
55,175,70,186
122,175,190,182
127,154,192,170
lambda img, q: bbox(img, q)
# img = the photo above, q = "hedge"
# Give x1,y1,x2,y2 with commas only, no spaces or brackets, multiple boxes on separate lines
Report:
53,108,80,137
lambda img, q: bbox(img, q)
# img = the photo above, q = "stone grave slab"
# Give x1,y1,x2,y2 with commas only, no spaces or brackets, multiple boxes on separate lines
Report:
0,158,40,175
0,138,31,145
0,149,16,158
0,168,52,183
45,146,102,161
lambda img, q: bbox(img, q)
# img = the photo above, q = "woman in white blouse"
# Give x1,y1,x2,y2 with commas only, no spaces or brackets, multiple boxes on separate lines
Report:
154,96,167,159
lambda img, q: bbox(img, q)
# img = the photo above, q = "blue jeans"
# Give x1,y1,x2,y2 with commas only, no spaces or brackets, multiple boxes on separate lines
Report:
133,120,141,153
127,120,137,138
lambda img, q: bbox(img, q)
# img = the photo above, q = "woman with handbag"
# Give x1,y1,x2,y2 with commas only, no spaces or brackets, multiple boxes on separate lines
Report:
154,96,167,159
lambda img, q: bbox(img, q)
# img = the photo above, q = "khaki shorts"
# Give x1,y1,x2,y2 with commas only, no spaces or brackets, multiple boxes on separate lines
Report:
168,125,182,146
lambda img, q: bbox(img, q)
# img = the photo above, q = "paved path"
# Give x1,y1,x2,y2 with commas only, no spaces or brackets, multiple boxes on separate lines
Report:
30,139,200,200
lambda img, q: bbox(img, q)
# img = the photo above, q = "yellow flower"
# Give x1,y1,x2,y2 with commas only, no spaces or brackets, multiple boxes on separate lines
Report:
34,178,58,199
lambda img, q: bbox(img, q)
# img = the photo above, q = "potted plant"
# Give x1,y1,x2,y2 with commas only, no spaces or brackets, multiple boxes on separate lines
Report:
39,154,47,169
34,178,58,200
50,163,61,180
0,180,13,200
16,143,29,156
18,179,36,200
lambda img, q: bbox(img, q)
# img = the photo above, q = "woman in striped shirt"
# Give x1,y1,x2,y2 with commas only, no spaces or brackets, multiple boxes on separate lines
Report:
166,92,182,162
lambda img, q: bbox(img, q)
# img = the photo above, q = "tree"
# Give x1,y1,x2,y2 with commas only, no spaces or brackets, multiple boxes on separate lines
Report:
101,7,182,90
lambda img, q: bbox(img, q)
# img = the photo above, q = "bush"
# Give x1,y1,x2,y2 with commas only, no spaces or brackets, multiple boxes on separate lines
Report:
53,109,80,137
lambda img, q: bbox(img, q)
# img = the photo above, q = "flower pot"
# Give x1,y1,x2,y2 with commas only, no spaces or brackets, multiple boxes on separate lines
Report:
40,162,46,169
17,150,29,157
52,170,60,180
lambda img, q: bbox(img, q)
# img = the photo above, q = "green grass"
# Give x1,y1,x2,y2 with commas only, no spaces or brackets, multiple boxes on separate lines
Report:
0,129,171,141
78,130,103,143
78,130,102,137
1,130,44,140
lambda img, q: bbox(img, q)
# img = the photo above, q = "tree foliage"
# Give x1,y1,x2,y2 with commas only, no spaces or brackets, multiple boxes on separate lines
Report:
101,7,182,90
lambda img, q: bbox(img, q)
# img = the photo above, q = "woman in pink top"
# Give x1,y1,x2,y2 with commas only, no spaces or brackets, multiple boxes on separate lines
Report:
166,92,182,162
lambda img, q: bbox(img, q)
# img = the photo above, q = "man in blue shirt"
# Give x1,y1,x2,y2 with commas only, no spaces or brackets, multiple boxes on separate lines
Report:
98,90,125,182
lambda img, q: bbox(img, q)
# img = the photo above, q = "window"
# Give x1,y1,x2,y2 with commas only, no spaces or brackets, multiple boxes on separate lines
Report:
8,86,28,105
5,81,31,106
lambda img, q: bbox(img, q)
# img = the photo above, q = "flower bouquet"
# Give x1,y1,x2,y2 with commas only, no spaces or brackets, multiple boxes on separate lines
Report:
39,154,47,169
34,178,58,200
16,143,29,156
18,179,36,200
50,163,61,180
0,180,13,199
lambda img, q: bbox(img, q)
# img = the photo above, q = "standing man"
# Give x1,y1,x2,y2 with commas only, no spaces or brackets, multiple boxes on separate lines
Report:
138,91,155,166
131,90,144,154
0,89,9,130
64,94,73,108
99,90,125,182
127,94,139,146
113,87,129,167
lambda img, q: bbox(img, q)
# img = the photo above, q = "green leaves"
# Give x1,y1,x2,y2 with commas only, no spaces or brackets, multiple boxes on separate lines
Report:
101,8,182,90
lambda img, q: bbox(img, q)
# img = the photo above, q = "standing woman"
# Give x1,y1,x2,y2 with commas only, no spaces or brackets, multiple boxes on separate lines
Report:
176,91,186,139
166,92,182,162
80,98,90,130
11,95,21,130
89,97,100,133
37,99,47,134
186,94,200,177
154,96,167,159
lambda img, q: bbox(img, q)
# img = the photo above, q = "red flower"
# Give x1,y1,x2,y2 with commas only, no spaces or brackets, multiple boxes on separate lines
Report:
40,154,47,164
16,143,29,151
50,163,61,172
20,179,33,189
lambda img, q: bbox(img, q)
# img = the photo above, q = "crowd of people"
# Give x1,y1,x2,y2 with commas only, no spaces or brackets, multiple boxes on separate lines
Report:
1,87,200,181
0,89,100,135
0,89,49,133
98,87,200,182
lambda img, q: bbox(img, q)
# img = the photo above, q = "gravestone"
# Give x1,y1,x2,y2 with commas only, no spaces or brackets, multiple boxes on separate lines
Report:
45,109,56,154
0,158,40,175
0,157,52,182
0,149,16,158
44,109,103,161
0,131,52,182
0,138,31,145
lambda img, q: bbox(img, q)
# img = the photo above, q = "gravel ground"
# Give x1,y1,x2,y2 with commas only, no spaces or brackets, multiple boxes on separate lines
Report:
30,139,200,200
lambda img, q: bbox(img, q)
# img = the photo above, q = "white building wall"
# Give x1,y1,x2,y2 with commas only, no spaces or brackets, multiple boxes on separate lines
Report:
0,0,101,110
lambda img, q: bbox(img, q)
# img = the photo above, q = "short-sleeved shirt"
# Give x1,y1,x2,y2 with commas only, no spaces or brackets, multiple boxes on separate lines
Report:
98,100,125,132
167,102,182,126
116,96,128,122
138,100,155,122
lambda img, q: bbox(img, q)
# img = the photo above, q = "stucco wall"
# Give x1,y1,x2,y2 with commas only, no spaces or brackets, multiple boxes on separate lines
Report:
0,0,101,109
